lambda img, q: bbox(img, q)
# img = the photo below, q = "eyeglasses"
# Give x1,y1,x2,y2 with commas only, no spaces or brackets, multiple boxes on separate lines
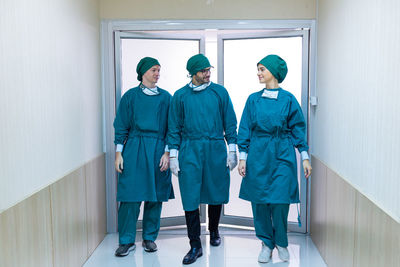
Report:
200,68,212,74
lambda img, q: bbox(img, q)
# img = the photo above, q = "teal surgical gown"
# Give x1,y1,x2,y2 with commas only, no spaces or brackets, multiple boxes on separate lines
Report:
238,88,308,204
168,82,237,211
114,87,174,202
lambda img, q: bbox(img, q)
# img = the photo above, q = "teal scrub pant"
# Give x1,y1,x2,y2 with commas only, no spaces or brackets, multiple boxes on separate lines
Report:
118,201,162,245
251,203,289,249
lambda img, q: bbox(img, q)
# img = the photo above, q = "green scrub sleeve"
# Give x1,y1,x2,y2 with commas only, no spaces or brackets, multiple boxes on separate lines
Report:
223,94,238,145
167,92,183,150
237,97,252,153
287,95,309,153
113,94,132,145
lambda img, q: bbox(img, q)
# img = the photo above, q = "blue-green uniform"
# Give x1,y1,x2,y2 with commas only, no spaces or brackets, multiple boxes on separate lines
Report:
114,86,174,244
168,82,237,211
238,88,308,249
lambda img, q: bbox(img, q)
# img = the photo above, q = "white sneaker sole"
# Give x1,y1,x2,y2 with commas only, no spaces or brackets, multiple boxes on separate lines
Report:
258,252,272,263
276,246,290,262
258,257,271,263
116,245,136,257
143,246,158,252
142,242,158,252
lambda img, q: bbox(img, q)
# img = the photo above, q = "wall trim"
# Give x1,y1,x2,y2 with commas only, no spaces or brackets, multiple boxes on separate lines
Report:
0,153,105,215
311,154,400,223
0,154,106,266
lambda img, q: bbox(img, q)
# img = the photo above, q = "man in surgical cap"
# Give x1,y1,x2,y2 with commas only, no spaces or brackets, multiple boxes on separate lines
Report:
113,57,174,257
168,54,238,265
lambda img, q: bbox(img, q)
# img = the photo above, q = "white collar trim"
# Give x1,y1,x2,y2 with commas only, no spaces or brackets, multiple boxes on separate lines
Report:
189,81,211,91
140,83,159,95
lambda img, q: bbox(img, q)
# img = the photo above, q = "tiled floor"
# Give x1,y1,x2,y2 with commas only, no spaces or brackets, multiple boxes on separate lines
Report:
83,228,327,267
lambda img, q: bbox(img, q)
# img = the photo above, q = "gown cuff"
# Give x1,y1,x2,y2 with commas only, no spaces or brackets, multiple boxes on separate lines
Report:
228,144,236,152
170,149,178,158
164,145,169,152
301,151,310,161
116,144,124,152
239,152,248,160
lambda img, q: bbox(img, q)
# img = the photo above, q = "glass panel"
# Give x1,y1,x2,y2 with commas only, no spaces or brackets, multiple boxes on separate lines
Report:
204,29,218,84
121,38,199,96
120,38,200,219
222,37,303,223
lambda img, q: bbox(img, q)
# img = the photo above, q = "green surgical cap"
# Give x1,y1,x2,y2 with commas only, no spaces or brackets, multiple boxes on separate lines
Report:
186,54,212,76
136,57,160,81
258,55,288,83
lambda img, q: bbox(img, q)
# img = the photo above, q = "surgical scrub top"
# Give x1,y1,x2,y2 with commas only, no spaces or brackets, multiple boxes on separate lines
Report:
113,86,174,202
237,88,308,204
167,82,237,211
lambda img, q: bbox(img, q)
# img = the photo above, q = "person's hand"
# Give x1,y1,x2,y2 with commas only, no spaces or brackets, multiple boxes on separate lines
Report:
169,157,180,176
115,152,123,173
159,152,170,172
303,159,312,178
227,151,238,170
238,160,246,177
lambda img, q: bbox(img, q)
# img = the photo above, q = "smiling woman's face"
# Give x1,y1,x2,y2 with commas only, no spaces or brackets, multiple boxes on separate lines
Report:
257,64,274,84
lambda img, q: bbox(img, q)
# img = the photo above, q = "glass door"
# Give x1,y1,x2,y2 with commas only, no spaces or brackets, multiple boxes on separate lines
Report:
217,30,310,233
114,31,206,227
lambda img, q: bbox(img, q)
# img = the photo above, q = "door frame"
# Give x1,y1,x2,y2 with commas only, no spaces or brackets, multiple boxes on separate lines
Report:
101,20,317,233
217,29,310,233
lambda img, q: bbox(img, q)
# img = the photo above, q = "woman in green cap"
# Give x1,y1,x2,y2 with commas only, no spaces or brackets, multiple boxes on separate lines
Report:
237,54,312,263
113,57,174,257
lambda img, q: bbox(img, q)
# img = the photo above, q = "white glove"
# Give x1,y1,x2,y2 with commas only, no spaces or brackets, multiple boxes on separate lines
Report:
169,157,180,176
227,151,238,170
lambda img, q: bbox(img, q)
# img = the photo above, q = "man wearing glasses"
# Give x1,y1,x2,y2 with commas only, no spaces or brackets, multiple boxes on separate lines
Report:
168,54,238,264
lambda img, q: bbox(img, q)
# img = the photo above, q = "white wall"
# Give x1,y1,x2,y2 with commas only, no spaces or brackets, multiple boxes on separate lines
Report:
99,0,316,20
0,0,102,213
313,0,400,221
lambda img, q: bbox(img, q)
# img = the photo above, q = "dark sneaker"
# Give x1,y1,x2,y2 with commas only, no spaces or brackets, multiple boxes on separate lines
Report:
210,230,221,246
114,243,136,257
142,240,158,252
182,247,203,265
